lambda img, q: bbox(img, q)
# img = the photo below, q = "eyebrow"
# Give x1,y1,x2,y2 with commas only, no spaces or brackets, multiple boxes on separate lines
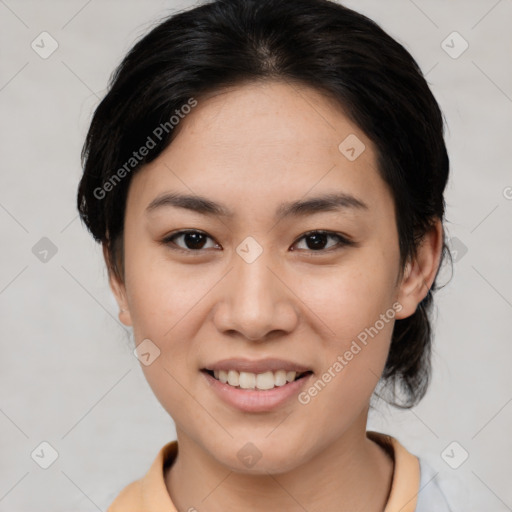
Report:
145,191,368,220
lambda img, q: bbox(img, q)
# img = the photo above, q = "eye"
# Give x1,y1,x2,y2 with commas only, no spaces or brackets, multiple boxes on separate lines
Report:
162,230,219,252
162,229,354,254
291,230,354,253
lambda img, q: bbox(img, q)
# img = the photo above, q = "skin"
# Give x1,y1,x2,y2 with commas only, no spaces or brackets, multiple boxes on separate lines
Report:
107,80,443,512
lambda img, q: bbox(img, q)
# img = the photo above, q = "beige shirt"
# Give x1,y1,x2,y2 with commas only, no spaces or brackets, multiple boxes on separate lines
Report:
107,430,421,512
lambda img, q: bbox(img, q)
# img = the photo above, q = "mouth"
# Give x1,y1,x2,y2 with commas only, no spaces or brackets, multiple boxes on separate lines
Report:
201,368,313,391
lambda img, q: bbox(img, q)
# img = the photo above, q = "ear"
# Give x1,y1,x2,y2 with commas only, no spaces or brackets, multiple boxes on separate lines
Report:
102,244,132,326
395,218,444,320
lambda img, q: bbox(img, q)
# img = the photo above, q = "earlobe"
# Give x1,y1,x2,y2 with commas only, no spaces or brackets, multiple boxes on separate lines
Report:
395,219,444,320
110,274,133,326
118,307,132,326
102,244,133,326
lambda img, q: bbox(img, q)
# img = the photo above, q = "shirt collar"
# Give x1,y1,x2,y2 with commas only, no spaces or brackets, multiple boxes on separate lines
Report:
367,430,420,512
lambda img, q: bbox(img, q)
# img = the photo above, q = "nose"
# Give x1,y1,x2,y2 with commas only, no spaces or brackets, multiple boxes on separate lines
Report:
212,246,299,342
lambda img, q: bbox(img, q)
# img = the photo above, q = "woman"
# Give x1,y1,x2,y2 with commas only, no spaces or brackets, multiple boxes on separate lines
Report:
77,0,460,509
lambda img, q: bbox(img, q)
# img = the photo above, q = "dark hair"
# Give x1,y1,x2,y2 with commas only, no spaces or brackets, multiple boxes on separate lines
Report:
77,0,451,408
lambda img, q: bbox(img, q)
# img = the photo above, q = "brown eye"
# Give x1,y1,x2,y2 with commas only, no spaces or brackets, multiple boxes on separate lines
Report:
292,230,353,252
163,230,218,251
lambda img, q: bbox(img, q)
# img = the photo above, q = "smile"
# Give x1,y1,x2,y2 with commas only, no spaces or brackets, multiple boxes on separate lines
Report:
204,369,312,390
201,368,314,412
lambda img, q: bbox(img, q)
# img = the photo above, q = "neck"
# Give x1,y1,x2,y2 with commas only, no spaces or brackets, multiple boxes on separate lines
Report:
165,413,394,511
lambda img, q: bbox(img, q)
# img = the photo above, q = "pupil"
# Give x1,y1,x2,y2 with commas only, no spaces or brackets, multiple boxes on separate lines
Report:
307,233,327,250
185,232,206,250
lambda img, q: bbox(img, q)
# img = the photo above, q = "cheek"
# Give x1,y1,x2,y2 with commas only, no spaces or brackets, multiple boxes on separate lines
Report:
297,297,395,436
294,252,398,405
123,239,208,339
122,244,208,396
297,255,398,343
125,266,203,419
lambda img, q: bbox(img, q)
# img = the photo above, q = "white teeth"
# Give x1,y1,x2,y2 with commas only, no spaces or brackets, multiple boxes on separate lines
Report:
209,368,307,390
227,370,239,387
274,370,287,387
256,371,275,390
239,371,256,389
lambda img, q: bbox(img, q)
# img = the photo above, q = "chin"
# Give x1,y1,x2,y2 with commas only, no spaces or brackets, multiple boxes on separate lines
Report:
229,456,303,476
209,437,309,475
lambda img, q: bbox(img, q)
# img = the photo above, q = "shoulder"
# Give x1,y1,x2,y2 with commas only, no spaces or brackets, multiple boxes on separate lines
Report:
105,441,179,512
106,479,143,512
367,430,470,512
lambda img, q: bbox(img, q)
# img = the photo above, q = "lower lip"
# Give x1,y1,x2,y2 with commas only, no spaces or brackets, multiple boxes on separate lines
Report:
201,371,313,413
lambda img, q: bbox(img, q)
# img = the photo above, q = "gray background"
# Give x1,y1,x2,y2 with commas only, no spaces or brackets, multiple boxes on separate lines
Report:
1,0,511,510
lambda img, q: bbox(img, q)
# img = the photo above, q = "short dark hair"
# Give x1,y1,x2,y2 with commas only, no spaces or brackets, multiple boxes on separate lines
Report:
77,0,451,408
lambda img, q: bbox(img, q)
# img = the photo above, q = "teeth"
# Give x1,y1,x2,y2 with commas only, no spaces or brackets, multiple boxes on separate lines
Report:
256,371,275,390
274,370,287,386
239,371,256,389
209,369,308,390
227,370,239,387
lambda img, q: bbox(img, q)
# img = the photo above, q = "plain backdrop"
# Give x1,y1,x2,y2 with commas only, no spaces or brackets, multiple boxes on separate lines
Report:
1,0,511,510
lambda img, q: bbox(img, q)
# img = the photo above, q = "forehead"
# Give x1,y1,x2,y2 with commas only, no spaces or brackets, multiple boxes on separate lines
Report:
177,80,361,159
127,80,392,220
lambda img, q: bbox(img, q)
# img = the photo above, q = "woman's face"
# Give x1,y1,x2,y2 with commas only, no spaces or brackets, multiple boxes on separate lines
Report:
112,80,418,473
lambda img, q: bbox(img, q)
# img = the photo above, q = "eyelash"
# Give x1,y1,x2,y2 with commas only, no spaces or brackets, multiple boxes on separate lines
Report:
161,229,354,255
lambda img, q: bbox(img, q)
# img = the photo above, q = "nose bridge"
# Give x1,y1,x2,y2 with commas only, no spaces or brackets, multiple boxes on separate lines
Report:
236,245,276,305
215,240,297,340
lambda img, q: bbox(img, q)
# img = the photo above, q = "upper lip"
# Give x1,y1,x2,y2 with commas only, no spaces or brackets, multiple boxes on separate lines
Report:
203,358,312,374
